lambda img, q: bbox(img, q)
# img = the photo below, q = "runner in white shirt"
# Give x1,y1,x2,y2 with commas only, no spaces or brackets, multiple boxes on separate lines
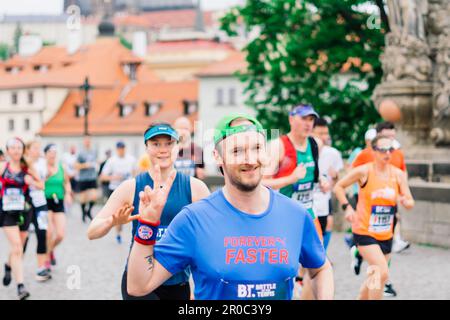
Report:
312,118,344,251
100,142,137,244
25,140,51,282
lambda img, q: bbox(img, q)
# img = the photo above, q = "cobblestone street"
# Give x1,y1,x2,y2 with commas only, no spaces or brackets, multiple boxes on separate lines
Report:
1,205,450,300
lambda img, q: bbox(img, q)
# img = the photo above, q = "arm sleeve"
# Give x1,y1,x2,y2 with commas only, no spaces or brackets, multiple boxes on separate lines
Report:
299,213,326,269
154,208,195,275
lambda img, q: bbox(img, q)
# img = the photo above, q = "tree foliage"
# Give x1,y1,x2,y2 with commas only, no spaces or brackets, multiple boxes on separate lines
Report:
0,43,9,61
221,0,388,154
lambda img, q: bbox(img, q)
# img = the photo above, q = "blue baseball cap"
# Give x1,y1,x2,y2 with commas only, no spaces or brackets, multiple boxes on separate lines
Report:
116,141,125,148
289,104,319,118
144,123,179,143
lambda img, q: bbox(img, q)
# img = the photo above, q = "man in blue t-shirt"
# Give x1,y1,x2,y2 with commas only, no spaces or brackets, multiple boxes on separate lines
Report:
126,113,334,300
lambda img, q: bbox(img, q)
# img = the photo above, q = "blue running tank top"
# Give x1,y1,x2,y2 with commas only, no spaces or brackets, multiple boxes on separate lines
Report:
129,171,192,286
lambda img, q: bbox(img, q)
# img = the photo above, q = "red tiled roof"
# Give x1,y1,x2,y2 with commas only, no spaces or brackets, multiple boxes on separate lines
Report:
197,51,247,77
0,38,144,89
114,10,214,30
40,81,198,136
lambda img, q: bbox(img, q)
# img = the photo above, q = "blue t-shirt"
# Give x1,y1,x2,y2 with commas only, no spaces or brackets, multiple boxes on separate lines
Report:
154,188,326,300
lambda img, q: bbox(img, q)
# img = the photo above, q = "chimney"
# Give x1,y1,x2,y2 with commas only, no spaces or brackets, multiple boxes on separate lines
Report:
132,31,147,58
18,35,43,57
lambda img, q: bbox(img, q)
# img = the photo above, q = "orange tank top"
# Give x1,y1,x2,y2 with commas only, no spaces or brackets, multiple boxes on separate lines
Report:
353,163,399,241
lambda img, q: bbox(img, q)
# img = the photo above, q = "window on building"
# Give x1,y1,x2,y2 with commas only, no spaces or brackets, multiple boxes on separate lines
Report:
24,118,30,131
183,100,198,116
145,102,162,116
229,88,236,106
75,105,86,117
216,88,224,106
119,104,134,117
8,119,14,132
28,91,34,104
11,92,18,105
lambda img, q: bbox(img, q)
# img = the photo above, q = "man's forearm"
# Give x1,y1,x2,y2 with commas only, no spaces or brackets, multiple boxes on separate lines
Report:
262,176,294,190
310,260,334,300
127,242,155,296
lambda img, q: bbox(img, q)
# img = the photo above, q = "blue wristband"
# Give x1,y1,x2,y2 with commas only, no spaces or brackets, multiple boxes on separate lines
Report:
134,219,160,246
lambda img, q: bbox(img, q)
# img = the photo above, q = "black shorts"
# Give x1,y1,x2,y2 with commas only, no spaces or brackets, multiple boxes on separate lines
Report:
46,198,65,213
0,209,33,231
78,180,97,192
353,233,393,255
318,216,328,236
70,178,78,193
121,269,190,300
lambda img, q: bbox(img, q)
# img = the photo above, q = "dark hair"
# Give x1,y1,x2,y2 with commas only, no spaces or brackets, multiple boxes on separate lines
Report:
0,149,3,157
314,118,328,128
376,121,395,133
44,144,56,154
371,135,392,149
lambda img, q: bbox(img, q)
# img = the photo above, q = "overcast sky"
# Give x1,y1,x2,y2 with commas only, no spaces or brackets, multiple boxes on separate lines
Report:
0,0,245,15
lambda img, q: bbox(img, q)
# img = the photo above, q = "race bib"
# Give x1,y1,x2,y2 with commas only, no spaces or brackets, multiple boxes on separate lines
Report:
369,205,394,233
30,190,47,208
220,279,290,300
292,182,314,209
2,188,25,212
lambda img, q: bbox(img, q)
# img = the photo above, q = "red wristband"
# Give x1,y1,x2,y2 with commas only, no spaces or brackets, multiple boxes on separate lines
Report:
134,219,160,246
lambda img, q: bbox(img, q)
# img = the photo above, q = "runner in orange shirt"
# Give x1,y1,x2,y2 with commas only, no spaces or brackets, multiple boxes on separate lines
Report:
334,135,415,300
351,122,409,297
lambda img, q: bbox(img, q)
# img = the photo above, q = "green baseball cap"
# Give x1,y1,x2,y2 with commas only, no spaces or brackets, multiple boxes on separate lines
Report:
214,113,265,145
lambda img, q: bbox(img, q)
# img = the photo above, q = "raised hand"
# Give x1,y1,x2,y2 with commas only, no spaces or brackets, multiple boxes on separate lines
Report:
344,205,356,223
111,204,137,226
138,165,177,223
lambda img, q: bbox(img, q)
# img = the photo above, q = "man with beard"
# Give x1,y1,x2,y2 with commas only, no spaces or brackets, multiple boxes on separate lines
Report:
125,113,334,300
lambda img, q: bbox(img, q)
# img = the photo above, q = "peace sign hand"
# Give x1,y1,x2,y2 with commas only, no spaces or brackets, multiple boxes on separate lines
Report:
138,165,176,223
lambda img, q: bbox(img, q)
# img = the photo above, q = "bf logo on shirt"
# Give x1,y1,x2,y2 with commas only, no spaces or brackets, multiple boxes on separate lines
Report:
138,225,153,240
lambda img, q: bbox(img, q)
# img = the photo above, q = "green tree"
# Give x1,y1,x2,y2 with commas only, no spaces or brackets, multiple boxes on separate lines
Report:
13,23,23,54
221,0,388,154
0,43,9,60
119,34,132,50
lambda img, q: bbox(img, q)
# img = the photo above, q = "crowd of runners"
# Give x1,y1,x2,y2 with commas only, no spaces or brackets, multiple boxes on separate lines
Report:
0,108,415,300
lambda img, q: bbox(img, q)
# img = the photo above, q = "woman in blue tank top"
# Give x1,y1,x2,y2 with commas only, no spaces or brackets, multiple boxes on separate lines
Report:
87,123,210,300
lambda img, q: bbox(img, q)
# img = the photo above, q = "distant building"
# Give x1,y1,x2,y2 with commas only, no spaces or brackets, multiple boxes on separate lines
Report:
145,38,234,81
196,51,254,175
0,23,199,159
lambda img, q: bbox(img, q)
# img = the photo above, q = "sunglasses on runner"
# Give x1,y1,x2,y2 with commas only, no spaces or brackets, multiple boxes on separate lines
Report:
374,146,394,154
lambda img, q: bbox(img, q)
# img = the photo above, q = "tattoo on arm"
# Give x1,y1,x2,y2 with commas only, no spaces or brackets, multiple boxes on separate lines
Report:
145,255,154,271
